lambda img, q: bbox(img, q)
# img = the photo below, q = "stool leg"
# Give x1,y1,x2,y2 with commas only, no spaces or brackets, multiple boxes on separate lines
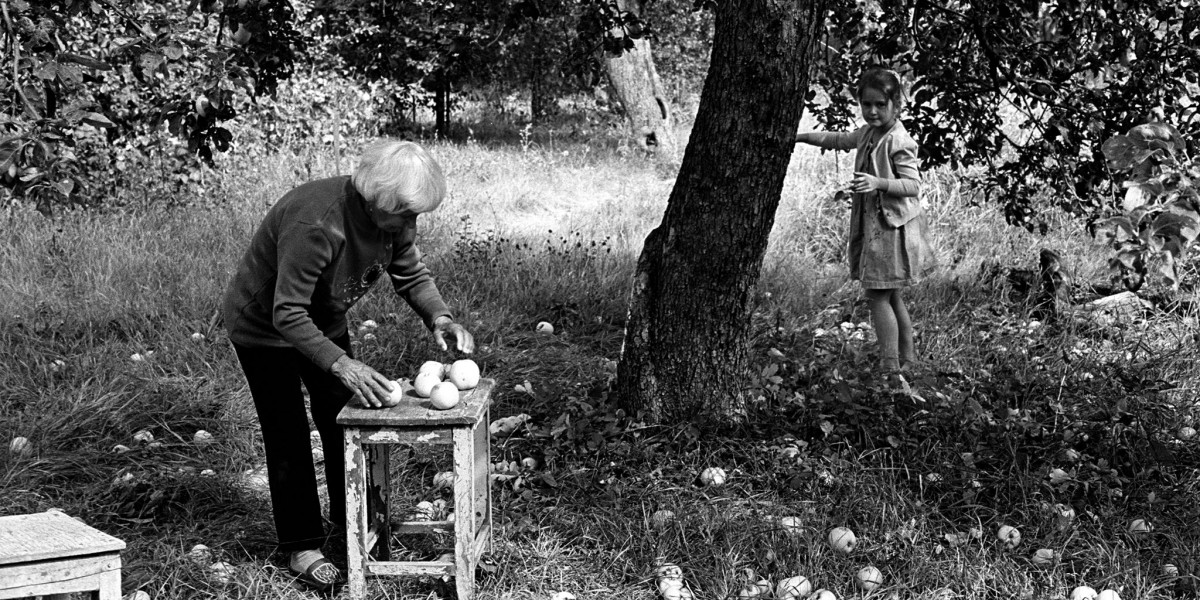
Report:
344,427,368,600
453,426,476,600
97,564,121,600
366,443,391,561
474,411,492,554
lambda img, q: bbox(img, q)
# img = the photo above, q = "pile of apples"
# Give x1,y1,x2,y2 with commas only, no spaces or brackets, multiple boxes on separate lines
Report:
386,359,480,410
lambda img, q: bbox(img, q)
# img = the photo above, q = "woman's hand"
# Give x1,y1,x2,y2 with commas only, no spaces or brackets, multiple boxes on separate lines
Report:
432,316,475,354
850,172,883,194
330,355,393,408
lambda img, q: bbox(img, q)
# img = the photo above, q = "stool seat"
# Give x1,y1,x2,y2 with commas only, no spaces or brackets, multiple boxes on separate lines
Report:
339,378,494,600
0,511,125,599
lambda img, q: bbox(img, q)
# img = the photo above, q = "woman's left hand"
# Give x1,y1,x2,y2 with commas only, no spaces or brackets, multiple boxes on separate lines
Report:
850,172,882,194
432,316,475,354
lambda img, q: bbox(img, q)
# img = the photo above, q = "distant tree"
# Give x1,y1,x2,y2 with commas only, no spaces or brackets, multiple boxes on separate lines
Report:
616,0,829,426
0,0,303,212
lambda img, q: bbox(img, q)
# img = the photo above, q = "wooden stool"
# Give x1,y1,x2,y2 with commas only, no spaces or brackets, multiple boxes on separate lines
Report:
338,378,494,600
0,510,126,600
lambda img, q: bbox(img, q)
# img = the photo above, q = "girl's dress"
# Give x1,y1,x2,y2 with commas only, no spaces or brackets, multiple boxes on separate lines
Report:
810,121,934,288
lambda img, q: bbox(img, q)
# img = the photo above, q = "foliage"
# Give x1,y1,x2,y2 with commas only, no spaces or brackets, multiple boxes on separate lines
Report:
1095,122,1199,291
0,0,303,212
808,0,1200,232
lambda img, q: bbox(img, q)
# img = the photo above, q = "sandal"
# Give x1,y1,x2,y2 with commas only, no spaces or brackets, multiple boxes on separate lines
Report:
291,557,342,592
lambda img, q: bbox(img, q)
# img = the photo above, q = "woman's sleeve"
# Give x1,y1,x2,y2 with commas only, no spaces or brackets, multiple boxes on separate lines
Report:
272,224,347,371
388,220,452,328
881,143,921,197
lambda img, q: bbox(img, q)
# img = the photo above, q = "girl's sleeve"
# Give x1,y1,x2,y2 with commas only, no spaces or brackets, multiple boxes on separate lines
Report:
806,130,859,151
881,144,921,197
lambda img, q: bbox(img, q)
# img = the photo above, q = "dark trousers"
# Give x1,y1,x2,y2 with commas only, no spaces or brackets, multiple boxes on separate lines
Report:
233,335,352,553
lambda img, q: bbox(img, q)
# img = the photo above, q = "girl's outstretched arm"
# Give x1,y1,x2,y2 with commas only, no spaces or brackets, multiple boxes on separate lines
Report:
795,130,858,150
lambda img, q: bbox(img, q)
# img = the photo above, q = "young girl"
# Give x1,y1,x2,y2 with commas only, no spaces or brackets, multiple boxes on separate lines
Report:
795,67,933,385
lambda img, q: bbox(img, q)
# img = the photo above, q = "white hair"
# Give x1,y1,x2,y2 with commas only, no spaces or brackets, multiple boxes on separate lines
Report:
352,140,446,214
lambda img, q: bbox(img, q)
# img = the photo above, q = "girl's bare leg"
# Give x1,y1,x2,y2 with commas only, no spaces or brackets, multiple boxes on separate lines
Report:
890,289,914,367
865,288,900,371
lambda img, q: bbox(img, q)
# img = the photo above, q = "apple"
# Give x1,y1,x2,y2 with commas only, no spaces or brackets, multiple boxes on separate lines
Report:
128,591,150,600
433,471,455,489
188,544,213,563
1128,518,1152,533
1162,563,1179,577
1032,548,1057,565
536,321,555,335
447,359,480,390
656,563,683,581
520,456,538,470
378,380,405,407
775,575,813,599
1178,426,1197,441
133,430,154,444
698,466,726,486
112,444,130,454
419,360,447,377
779,516,803,536
1048,468,1070,484
810,590,837,600
429,382,460,410
209,561,236,584
1097,590,1120,600
413,371,441,398
194,95,211,117
651,509,675,530
193,430,214,444
997,525,1022,549
855,566,883,591
828,526,857,554
413,501,436,520
550,593,576,600
1070,586,1098,600
8,436,32,457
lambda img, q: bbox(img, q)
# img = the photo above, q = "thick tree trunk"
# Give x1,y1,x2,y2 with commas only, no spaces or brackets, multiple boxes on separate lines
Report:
615,0,828,426
603,0,678,161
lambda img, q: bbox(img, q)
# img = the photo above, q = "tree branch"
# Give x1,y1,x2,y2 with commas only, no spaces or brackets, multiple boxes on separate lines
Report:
0,0,41,119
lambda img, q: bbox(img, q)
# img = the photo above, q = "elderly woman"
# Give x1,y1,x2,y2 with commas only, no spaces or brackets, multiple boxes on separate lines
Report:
222,140,474,591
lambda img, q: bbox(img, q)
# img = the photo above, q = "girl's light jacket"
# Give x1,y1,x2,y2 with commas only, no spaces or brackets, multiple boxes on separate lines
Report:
805,120,922,227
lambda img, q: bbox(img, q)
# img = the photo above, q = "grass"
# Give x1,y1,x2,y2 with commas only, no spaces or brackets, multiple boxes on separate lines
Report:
2,106,1199,600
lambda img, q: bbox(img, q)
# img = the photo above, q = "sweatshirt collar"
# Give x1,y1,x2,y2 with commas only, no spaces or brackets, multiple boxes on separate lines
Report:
344,177,378,233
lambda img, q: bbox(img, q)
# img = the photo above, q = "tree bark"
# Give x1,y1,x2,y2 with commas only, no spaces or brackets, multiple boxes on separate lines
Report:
602,0,678,161
615,0,829,426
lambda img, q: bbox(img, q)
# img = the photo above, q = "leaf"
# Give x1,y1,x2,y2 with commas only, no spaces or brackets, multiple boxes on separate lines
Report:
57,63,83,86
34,61,58,81
1101,135,1138,170
81,112,115,128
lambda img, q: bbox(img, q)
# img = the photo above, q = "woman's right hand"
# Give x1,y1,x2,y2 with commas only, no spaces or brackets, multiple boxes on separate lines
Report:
330,355,392,408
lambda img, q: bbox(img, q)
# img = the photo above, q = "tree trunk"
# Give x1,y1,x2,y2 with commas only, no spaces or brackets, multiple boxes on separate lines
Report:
603,0,678,161
434,75,449,138
615,0,829,426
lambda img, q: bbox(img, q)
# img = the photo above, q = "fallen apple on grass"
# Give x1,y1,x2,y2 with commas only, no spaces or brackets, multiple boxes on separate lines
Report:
433,471,455,490
1128,518,1153,533
810,589,837,600
429,382,460,410
778,516,804,536
8,436,32,457
1178,426,1197,441
775,575,813,599
1162,563,1179,577
1032,548,1057,566
828,526,857,554
997,524,1022,549
651,509,675,530
698,466,727,487
855,566,883,591
1097,590,1120,600
1070,586,1097,600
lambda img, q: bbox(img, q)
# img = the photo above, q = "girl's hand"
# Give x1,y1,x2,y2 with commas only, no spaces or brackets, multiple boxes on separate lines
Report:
850,172,882,193
330,355,393,408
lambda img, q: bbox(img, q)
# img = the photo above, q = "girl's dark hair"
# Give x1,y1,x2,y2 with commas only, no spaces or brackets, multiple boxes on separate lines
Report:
856,67,904,110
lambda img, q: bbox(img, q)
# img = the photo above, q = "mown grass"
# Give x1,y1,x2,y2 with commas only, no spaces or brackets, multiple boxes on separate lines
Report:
1,107,1198,600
